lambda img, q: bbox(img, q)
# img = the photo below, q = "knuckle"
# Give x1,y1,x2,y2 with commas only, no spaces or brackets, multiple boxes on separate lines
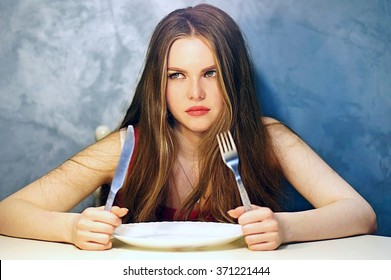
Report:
264,208,273,218
268,241,280,250
82,207,95,217
268,219,279,231
104,241,113,250
244,234,257,245
101,234,112,244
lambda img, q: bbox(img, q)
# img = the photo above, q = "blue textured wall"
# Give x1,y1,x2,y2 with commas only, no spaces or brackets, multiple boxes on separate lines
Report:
0,0,390,236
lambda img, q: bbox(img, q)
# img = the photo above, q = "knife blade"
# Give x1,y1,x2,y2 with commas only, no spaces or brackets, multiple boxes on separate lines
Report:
104,125,135,211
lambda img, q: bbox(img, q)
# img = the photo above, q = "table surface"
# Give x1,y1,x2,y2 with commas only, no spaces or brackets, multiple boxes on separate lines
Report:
1,234,391,260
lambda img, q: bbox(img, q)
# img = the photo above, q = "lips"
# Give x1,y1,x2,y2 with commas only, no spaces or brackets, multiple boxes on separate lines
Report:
185,106,210,116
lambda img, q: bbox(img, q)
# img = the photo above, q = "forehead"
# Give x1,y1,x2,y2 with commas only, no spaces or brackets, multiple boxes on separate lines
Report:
167,36,216,67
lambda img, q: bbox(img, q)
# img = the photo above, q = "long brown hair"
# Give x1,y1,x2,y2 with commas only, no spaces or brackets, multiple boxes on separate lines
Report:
118,4,283,223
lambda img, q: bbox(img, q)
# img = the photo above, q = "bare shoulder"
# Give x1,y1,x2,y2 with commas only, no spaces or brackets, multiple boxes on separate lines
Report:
262,116,281,126
4,129,124,211
65,130,123,177
76,130,122,156
262,116,300,146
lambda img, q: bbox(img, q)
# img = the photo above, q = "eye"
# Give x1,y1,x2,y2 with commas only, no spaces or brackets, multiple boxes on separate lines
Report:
204,70,217,78
168,72,185,79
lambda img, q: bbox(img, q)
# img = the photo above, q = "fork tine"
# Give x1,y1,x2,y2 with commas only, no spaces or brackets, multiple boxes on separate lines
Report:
219,131,235,152
221,132,229,152
221,132,228,151
227,131,236,151
217,130,252,212
217,132,225,150
216,133,226,161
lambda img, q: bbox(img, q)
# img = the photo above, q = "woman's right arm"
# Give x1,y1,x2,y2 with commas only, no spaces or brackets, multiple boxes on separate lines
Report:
0,131,127,250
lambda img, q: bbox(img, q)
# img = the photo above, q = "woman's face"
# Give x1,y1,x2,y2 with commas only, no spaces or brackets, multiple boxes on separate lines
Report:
166,36,224,135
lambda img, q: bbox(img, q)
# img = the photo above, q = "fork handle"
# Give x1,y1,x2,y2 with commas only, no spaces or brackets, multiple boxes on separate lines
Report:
235,176,252,212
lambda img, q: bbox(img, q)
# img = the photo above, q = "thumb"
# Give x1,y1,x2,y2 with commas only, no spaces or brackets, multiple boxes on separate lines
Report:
227,206,245,219
111,206,129,218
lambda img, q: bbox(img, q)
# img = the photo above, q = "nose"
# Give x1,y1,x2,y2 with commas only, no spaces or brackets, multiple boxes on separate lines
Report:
188,78,205,100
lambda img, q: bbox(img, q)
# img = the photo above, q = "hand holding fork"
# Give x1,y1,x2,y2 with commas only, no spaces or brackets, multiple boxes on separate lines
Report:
217,130,283,250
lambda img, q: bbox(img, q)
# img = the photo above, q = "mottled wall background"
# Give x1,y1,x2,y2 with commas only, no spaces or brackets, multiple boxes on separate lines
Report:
0,0,390,236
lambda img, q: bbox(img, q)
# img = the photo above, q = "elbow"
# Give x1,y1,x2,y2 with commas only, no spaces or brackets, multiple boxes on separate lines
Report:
362,203,377,234
367,209,377,234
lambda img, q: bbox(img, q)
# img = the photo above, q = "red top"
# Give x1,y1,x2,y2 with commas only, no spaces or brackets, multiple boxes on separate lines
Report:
160,206,202,221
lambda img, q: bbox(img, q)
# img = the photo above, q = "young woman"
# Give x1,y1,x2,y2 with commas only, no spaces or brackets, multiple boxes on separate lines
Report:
0,4,376,251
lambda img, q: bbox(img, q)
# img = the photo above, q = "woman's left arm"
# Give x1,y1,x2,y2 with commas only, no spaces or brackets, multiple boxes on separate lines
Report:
229,118,377,250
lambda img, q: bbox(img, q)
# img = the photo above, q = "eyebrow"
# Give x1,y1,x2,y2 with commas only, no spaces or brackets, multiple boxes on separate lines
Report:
167,65,217,73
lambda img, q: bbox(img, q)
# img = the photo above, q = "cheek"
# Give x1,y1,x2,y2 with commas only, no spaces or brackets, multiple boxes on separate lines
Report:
215,99,225,115
166,87,179,113
213,90,225,112
166,81,187,109
166,92,173,112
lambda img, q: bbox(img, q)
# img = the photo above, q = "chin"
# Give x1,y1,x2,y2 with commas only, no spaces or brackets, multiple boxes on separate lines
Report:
185,123,212,133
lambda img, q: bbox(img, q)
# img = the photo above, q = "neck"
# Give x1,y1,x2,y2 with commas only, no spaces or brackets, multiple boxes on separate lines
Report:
174,126,203,161
167,125,204,208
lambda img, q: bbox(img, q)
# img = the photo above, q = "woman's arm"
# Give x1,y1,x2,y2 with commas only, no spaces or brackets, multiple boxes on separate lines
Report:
271,120,376,242
0,131,126,249
229,117,377,250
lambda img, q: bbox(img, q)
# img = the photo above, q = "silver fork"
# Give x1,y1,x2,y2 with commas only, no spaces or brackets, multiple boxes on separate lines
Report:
217,130,252,212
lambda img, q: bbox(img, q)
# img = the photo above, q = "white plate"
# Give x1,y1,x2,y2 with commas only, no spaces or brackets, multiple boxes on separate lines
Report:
114,221,242,249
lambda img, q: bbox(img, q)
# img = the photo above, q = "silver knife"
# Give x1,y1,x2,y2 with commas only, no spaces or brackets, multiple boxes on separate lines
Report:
104,125,135,211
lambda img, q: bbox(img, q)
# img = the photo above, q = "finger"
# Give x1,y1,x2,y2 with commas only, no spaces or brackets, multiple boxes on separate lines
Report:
85,220,118,235
83,207,122,226
241,219,279,236
248,240,280,251
111,206,129,218
77,217,121,238
77,229,113,246
76,239,113,251
228,205,260,219
244,230,280,245
238,207,274,225
244,231,281,251
227,206,244,219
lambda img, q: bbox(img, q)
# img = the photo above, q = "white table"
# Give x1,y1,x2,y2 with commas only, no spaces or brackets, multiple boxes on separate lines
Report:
1,234,390,260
